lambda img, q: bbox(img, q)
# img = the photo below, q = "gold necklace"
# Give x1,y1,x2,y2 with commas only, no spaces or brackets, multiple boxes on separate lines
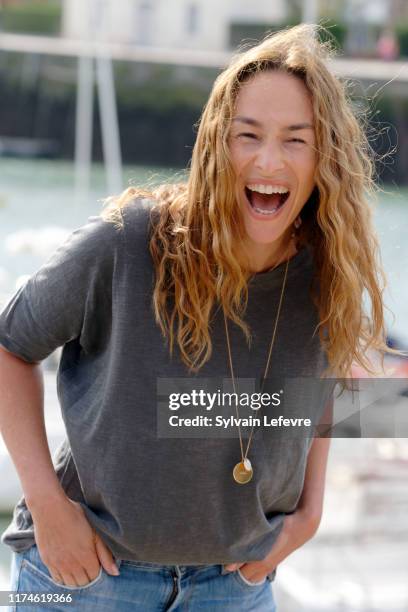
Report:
223,236,293,485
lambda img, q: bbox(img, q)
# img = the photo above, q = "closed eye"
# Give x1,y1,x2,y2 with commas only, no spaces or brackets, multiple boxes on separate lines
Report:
238,132,258,139
287,138,306,144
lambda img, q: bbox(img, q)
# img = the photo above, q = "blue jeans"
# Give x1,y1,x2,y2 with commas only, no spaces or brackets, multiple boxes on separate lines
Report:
8,544,276,611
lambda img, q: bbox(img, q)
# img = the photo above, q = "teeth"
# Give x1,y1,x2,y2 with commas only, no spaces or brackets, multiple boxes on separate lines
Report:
247,184,289,195
252,206,279,215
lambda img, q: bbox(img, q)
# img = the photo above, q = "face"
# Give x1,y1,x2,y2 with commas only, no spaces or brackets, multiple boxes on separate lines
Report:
228,70,317,257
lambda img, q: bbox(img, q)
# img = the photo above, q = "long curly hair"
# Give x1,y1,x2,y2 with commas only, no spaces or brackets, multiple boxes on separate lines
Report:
101,23,406,385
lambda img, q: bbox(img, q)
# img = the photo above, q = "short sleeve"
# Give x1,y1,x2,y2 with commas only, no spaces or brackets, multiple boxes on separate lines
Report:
0,214,122,364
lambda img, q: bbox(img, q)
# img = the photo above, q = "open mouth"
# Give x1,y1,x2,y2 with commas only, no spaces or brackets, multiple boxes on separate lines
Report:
244,187,290,216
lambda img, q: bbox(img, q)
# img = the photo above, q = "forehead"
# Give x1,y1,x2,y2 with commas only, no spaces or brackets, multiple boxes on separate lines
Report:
234,70,314,125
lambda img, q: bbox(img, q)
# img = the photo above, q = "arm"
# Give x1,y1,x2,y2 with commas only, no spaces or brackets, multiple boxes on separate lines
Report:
0,216,121,585
295,395,333,525
0,346,119,585
226,396,333,580
0,346,66,509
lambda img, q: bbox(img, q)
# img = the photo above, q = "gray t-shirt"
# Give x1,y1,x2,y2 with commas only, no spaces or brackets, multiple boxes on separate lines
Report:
0,198,335,572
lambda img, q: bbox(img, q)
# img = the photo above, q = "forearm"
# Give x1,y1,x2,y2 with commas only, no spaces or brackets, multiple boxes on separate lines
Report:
297,436,331,524
0,347,66,512
297,397,334,525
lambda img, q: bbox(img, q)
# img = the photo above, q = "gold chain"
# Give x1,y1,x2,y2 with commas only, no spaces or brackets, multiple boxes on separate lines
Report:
223,236,294,483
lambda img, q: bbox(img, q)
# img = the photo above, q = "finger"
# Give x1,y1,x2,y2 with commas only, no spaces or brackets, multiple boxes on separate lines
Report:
83,560,102,583
50,569,64,585
72,566,93,587
239,563,268,583
59,571,78,587
224,563,245,571
243,570,266,582
51,561,99,587
94,532,120,576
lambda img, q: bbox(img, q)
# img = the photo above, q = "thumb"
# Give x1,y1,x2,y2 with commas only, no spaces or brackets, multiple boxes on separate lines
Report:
225,563,244,572
93,531,120,576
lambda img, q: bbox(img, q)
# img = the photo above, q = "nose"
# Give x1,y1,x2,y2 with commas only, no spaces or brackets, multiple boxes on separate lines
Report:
254,142,285,174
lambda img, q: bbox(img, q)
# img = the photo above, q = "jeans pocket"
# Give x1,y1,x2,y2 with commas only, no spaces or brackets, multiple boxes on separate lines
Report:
234,568,267,589
19,546,105,592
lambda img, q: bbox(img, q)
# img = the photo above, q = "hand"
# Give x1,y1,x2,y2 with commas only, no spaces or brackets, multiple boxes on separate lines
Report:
31,495,120,587
224,509,321,583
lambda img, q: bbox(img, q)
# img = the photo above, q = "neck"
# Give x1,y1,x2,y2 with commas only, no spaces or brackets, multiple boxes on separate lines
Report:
239,232,296,274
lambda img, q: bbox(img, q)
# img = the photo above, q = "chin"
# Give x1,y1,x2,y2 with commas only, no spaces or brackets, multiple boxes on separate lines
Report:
245,228,285,246
242,208,291,245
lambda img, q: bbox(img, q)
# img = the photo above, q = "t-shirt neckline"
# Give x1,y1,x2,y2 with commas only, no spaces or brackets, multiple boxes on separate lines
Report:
247,245,312,288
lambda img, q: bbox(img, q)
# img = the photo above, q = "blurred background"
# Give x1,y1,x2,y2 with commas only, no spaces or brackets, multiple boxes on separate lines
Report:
0,1,407,610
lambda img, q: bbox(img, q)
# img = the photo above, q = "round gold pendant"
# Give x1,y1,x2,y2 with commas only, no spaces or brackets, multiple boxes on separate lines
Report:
233,459,253,484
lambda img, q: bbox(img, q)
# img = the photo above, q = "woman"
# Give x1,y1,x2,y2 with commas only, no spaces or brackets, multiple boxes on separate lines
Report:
0,24,401,611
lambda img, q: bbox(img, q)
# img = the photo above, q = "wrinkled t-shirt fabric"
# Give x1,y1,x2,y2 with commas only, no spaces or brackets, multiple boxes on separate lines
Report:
0,197,336,578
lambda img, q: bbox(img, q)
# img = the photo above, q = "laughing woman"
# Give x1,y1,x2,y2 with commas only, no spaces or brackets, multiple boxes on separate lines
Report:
0,24,401,612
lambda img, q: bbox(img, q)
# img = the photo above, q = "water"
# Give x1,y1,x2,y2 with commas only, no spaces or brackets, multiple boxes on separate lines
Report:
0,157,183,296
373,186,408,346
0,158,406,345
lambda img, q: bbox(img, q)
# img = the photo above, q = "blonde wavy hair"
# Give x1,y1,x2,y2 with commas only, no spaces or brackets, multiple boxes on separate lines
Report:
101,23,406,386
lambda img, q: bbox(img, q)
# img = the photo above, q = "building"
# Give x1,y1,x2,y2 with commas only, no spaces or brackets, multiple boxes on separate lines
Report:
62,0,288,51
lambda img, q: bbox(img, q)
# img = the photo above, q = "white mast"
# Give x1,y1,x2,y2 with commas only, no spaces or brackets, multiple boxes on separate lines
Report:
74,0,122,206
74,55,94,203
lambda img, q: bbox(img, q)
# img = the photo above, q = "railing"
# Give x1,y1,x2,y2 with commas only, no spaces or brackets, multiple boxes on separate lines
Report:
0,31,407,82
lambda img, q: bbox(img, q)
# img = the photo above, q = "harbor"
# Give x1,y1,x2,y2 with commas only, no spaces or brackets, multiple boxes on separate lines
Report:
1,1,408,608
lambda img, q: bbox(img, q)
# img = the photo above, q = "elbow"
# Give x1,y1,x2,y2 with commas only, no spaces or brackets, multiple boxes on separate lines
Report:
0,344,40,366
306,510,323,536
297,505,323,535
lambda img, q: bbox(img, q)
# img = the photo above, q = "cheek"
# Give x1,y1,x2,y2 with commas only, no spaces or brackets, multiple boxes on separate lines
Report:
297,153,317,187
229,141,253,173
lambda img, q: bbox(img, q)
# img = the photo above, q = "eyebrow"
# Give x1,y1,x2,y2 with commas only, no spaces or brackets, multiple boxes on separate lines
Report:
232,116,314,131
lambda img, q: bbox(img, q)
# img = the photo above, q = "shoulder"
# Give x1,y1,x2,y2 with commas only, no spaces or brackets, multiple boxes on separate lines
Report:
95,195,156,257
120,196,156,230
119,196,158,258
75,212,122,251
29,214,122,277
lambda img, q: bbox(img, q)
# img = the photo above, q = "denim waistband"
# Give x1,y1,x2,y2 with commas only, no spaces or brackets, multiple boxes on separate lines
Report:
116,559,227,577
116,560,275,581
